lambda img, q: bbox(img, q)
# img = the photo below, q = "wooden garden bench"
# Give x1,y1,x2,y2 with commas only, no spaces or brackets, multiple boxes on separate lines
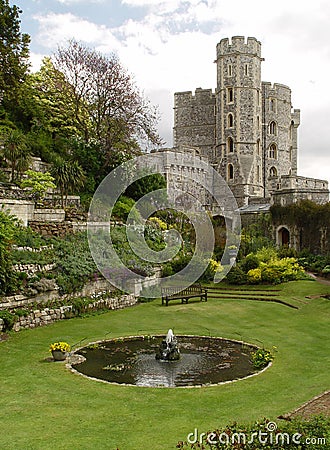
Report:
161,283,208,306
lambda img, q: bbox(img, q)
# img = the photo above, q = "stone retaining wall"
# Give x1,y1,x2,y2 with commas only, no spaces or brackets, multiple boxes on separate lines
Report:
32,208,65,222
0,278,115,310
0,294,136,332
28,221,75,237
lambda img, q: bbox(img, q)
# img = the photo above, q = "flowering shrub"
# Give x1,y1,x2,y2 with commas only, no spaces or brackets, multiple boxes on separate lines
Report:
250,348,273,369
229,247,306,285
202,258,224,281
247,267,262,283
148,216,167,230
49,341,71,353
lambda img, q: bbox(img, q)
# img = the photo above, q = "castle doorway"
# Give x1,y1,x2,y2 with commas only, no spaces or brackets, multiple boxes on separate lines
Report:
278,226,290,246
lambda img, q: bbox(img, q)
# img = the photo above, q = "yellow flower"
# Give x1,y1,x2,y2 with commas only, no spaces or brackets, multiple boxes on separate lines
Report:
49,341,71,353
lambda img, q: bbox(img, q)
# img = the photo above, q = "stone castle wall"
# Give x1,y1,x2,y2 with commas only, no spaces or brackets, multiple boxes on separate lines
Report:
271,175,329,206
173,88,216,159
171,35,328,207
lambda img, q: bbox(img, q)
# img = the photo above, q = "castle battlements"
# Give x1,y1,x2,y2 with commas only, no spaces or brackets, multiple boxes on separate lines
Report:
174,88,215,107
262,82,292,101
216,36,262,59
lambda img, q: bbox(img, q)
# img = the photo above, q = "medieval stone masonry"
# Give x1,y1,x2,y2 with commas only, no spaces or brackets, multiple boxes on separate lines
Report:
166,36,329,208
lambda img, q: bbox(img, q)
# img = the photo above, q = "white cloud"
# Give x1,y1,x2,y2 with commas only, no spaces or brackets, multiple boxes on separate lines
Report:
121,0,184,9
56,0,105,3
29,52,45,72
33,12,120,51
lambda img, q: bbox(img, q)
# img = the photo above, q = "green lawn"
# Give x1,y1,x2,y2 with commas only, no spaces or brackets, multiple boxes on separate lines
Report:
0,280,329,450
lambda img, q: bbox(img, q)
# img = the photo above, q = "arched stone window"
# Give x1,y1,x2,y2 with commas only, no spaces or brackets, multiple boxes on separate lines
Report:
290,121,294,139
270,98,276,112
228,164,234,180
228,64,232,76
269,144,277,159
227,137,234,153
269,121,277,135
269,166,278,177
228,113,234,128
227,87,233,103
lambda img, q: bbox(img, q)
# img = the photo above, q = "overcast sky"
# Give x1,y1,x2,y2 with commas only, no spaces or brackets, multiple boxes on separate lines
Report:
17,0,330,182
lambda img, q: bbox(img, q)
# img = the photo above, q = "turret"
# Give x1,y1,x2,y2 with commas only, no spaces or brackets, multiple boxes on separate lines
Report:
215,36,264,206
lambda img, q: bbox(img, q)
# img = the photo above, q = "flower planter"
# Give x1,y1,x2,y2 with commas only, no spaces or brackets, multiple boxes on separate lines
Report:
52,350,67,361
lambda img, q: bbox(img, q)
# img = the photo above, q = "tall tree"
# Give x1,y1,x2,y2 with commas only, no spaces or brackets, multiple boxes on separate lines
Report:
30,57,88,140
0,0,30,102
52,40,163,165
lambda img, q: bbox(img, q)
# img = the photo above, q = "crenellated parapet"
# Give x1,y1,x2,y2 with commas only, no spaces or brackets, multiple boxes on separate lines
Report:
262,82,292,104
216,36,262,59
174,88,215,108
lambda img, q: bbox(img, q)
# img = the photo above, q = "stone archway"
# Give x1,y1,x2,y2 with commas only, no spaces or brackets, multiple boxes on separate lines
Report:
277,226,290,246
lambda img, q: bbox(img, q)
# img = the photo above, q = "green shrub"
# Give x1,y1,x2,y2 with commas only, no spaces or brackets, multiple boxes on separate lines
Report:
168,253,192,274
71,297,92,316
13,226,48,248
240,254,259,273
254,246,278,263
0,310,16,331
278,245,297,258
298,253,330,275
13,308,29,318
322,265,330,275
54,232,97,295
161,262,174,277
226,266,248,285
111,196,141,222
0,210,19,295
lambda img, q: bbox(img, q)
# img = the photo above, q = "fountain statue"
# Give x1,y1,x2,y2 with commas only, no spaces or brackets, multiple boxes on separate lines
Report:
155,329,180,361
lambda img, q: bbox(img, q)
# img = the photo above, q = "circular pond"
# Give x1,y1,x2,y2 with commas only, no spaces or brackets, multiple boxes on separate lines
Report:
70,335,264,387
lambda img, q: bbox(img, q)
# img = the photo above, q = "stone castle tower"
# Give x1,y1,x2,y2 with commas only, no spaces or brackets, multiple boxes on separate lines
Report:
172,36,320,207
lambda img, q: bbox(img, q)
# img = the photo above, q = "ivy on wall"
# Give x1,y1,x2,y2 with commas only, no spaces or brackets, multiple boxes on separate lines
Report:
270,200,330,229
270,200,330,253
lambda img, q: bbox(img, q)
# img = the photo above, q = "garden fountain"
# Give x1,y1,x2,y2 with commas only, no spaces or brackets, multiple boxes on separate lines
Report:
69,331,270,387
155,329,180,361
